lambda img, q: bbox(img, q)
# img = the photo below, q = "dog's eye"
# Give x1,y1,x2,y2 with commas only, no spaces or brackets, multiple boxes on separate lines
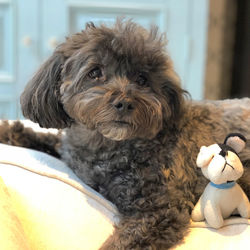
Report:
88,67,103,79
136,74,148,87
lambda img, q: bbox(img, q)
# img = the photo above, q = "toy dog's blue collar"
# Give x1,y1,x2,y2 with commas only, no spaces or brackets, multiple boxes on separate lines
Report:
210,181,236,189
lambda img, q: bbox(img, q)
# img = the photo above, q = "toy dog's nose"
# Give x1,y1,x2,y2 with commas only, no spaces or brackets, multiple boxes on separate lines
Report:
219,149,227,158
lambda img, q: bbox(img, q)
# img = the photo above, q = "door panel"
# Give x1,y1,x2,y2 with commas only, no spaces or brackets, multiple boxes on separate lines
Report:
0,0,16,118
67,2,166,34
42,0,67,60
16,0,41,117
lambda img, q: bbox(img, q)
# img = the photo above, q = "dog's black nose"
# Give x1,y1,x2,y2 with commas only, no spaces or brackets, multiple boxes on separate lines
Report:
114,100,134,112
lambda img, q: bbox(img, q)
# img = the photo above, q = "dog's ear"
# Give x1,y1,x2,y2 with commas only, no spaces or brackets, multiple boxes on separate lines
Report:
20,52,73,129
161,68,187,124
162,80,184,119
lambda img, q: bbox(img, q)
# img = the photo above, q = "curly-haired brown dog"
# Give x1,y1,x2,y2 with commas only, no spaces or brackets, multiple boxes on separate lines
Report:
1,20,250,249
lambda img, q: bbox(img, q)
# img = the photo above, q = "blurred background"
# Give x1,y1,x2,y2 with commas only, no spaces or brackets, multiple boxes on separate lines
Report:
0,0,249,119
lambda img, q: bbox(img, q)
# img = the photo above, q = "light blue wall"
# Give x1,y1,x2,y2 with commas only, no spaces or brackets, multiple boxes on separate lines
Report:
0,0,209,119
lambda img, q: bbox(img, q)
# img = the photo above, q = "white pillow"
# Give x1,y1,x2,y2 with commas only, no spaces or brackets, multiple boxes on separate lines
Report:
0,143,118,250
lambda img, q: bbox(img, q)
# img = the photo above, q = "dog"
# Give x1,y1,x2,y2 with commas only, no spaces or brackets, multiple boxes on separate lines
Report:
1,20,250,249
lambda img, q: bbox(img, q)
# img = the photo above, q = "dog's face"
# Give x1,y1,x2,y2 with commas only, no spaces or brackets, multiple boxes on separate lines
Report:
21,20,185,141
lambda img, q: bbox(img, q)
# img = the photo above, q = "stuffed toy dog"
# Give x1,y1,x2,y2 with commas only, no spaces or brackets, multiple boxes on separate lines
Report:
192,133,250,228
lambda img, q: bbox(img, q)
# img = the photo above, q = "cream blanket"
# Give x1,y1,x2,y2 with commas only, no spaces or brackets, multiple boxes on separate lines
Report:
0,143,249,250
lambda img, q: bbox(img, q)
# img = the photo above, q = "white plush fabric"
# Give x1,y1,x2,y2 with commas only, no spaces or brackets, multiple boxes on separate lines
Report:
175,221,250,250
0,135,249,249
0,143,118,250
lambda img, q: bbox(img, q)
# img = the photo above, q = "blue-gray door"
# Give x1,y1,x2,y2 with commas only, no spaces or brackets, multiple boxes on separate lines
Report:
0,0,208,119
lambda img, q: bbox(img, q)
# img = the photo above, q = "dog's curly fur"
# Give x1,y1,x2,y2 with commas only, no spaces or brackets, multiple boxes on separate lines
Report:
1,20,250,249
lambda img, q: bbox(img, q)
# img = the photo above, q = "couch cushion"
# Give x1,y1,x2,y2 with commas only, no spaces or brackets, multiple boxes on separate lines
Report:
0,143,118,250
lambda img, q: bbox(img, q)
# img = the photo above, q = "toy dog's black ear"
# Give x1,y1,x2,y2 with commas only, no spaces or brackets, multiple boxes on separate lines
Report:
21,52,73,129
224,133,246,153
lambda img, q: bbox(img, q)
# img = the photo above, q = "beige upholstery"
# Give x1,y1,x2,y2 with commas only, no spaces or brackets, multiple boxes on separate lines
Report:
0,143,118,250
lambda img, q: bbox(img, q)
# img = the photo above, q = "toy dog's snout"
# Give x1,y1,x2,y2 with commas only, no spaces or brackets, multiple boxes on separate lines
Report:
196,144,221,168
219,149,227,158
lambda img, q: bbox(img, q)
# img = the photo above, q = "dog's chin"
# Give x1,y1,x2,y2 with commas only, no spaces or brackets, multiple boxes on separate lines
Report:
97,122,135,141
97,120,161,141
